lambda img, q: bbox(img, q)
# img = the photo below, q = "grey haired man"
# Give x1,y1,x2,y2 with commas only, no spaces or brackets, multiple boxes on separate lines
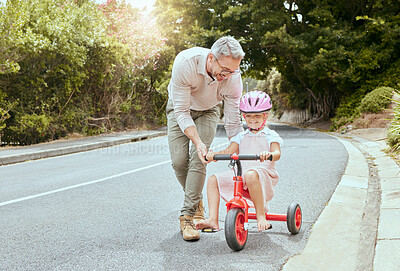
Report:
166,36,245,241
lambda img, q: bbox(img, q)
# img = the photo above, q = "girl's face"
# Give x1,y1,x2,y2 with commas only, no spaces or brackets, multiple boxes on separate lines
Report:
243,113,268,130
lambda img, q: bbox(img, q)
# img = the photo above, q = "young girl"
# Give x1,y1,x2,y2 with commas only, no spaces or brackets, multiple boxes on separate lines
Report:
196,90,283,232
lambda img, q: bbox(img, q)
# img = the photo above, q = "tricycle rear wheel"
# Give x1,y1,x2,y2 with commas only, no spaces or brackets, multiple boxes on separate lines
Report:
225,208,248,251
287,203,302,234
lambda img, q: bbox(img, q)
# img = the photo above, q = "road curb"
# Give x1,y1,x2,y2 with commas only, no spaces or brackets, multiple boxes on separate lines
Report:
341,135,400,271
282,131,400,271
0,131,167,166
282,136,370,271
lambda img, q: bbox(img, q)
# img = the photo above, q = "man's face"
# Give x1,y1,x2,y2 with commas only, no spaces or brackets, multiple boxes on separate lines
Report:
210,54,241,82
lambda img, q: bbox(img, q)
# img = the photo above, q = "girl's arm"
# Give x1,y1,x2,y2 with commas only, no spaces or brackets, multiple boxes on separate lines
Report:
260,142,281,162
217,142,239,155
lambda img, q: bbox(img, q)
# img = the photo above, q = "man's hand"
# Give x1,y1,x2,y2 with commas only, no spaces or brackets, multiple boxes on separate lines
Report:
184,126,208,163
196,141,208,163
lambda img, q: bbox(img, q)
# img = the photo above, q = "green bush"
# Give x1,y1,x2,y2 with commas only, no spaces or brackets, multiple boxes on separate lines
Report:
330,92,364,130
331,87,394,131
387,132,399,151
8,112,54,145
359,87,394,113
387,90,400,151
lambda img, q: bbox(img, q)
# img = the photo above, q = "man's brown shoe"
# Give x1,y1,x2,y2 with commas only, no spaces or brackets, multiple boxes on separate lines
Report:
193,200,205,225
179,215,200,241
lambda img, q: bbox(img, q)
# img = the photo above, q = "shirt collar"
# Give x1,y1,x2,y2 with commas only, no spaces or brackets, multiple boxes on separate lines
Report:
199,50,219,85
198,49,210,76
244,126,270,135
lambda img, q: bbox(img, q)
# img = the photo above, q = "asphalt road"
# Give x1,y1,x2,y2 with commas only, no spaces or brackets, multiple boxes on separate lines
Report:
0,124,348,271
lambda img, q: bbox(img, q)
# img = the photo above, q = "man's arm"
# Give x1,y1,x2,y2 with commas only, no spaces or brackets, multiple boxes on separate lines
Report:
169,56,196,133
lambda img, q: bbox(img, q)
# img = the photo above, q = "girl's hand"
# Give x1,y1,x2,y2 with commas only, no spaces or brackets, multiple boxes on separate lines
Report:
205,149,216,163
259,151,272,162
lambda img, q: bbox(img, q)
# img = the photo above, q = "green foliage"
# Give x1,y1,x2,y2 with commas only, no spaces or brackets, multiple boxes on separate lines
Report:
387,131,400,152
330,92,364,131
0,90,17,132
8,112,55,145
1,0,106,144
387,91,400,151
0,0,27,74
331,86,394,130
154,0,400,121
0,0,167,145
2,0,400,145
257,68,282,114
359,87,394,113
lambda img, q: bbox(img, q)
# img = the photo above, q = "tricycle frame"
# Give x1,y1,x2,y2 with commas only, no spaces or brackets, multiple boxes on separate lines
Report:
214,154,302,251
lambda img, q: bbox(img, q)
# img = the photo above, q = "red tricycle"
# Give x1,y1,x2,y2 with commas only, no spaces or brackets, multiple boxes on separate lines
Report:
212,154,302,251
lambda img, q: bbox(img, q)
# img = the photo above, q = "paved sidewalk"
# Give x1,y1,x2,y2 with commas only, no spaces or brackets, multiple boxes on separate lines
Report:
0,129,167,166
282,128,400,271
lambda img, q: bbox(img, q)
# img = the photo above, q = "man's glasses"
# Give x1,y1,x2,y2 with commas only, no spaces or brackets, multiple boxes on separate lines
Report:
214,57,241,77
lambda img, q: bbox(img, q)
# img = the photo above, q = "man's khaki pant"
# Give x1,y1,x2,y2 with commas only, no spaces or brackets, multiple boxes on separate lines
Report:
166,100,220,216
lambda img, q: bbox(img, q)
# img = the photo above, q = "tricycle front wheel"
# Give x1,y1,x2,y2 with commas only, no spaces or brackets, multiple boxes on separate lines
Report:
225,208,248,251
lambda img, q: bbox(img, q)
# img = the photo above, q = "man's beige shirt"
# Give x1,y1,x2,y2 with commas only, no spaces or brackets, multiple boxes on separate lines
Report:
167,47,243,138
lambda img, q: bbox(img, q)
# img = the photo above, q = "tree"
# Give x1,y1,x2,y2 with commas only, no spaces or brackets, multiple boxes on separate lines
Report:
0,0,168,145
84,0,167,131
154,0,400,120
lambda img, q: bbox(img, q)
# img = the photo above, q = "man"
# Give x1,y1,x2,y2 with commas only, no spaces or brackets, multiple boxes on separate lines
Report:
166,36,245,241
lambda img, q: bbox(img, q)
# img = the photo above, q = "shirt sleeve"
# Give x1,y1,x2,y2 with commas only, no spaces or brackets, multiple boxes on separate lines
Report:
223,74,244,138
267,130,284,147
169,55,197,132
229,131,244,145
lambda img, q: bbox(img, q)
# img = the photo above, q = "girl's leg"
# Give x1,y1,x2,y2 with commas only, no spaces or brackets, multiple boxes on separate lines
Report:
245,170,270,231
196,175,220,230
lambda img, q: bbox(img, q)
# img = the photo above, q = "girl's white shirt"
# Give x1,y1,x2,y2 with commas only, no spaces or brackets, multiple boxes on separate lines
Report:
230,127,283,148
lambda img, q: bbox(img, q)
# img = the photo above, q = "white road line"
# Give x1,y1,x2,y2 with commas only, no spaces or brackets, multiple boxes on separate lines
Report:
0,160,171,207
0,141,230,207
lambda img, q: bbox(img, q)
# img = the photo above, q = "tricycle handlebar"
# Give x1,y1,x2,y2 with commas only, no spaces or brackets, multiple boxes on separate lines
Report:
212,154,272,161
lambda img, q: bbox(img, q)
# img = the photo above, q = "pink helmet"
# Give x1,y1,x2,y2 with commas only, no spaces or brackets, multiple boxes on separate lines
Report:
239,90,272,113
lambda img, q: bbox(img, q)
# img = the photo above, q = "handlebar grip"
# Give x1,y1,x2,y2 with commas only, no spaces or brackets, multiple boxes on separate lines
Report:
237,154,272,161
213,154,232,160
